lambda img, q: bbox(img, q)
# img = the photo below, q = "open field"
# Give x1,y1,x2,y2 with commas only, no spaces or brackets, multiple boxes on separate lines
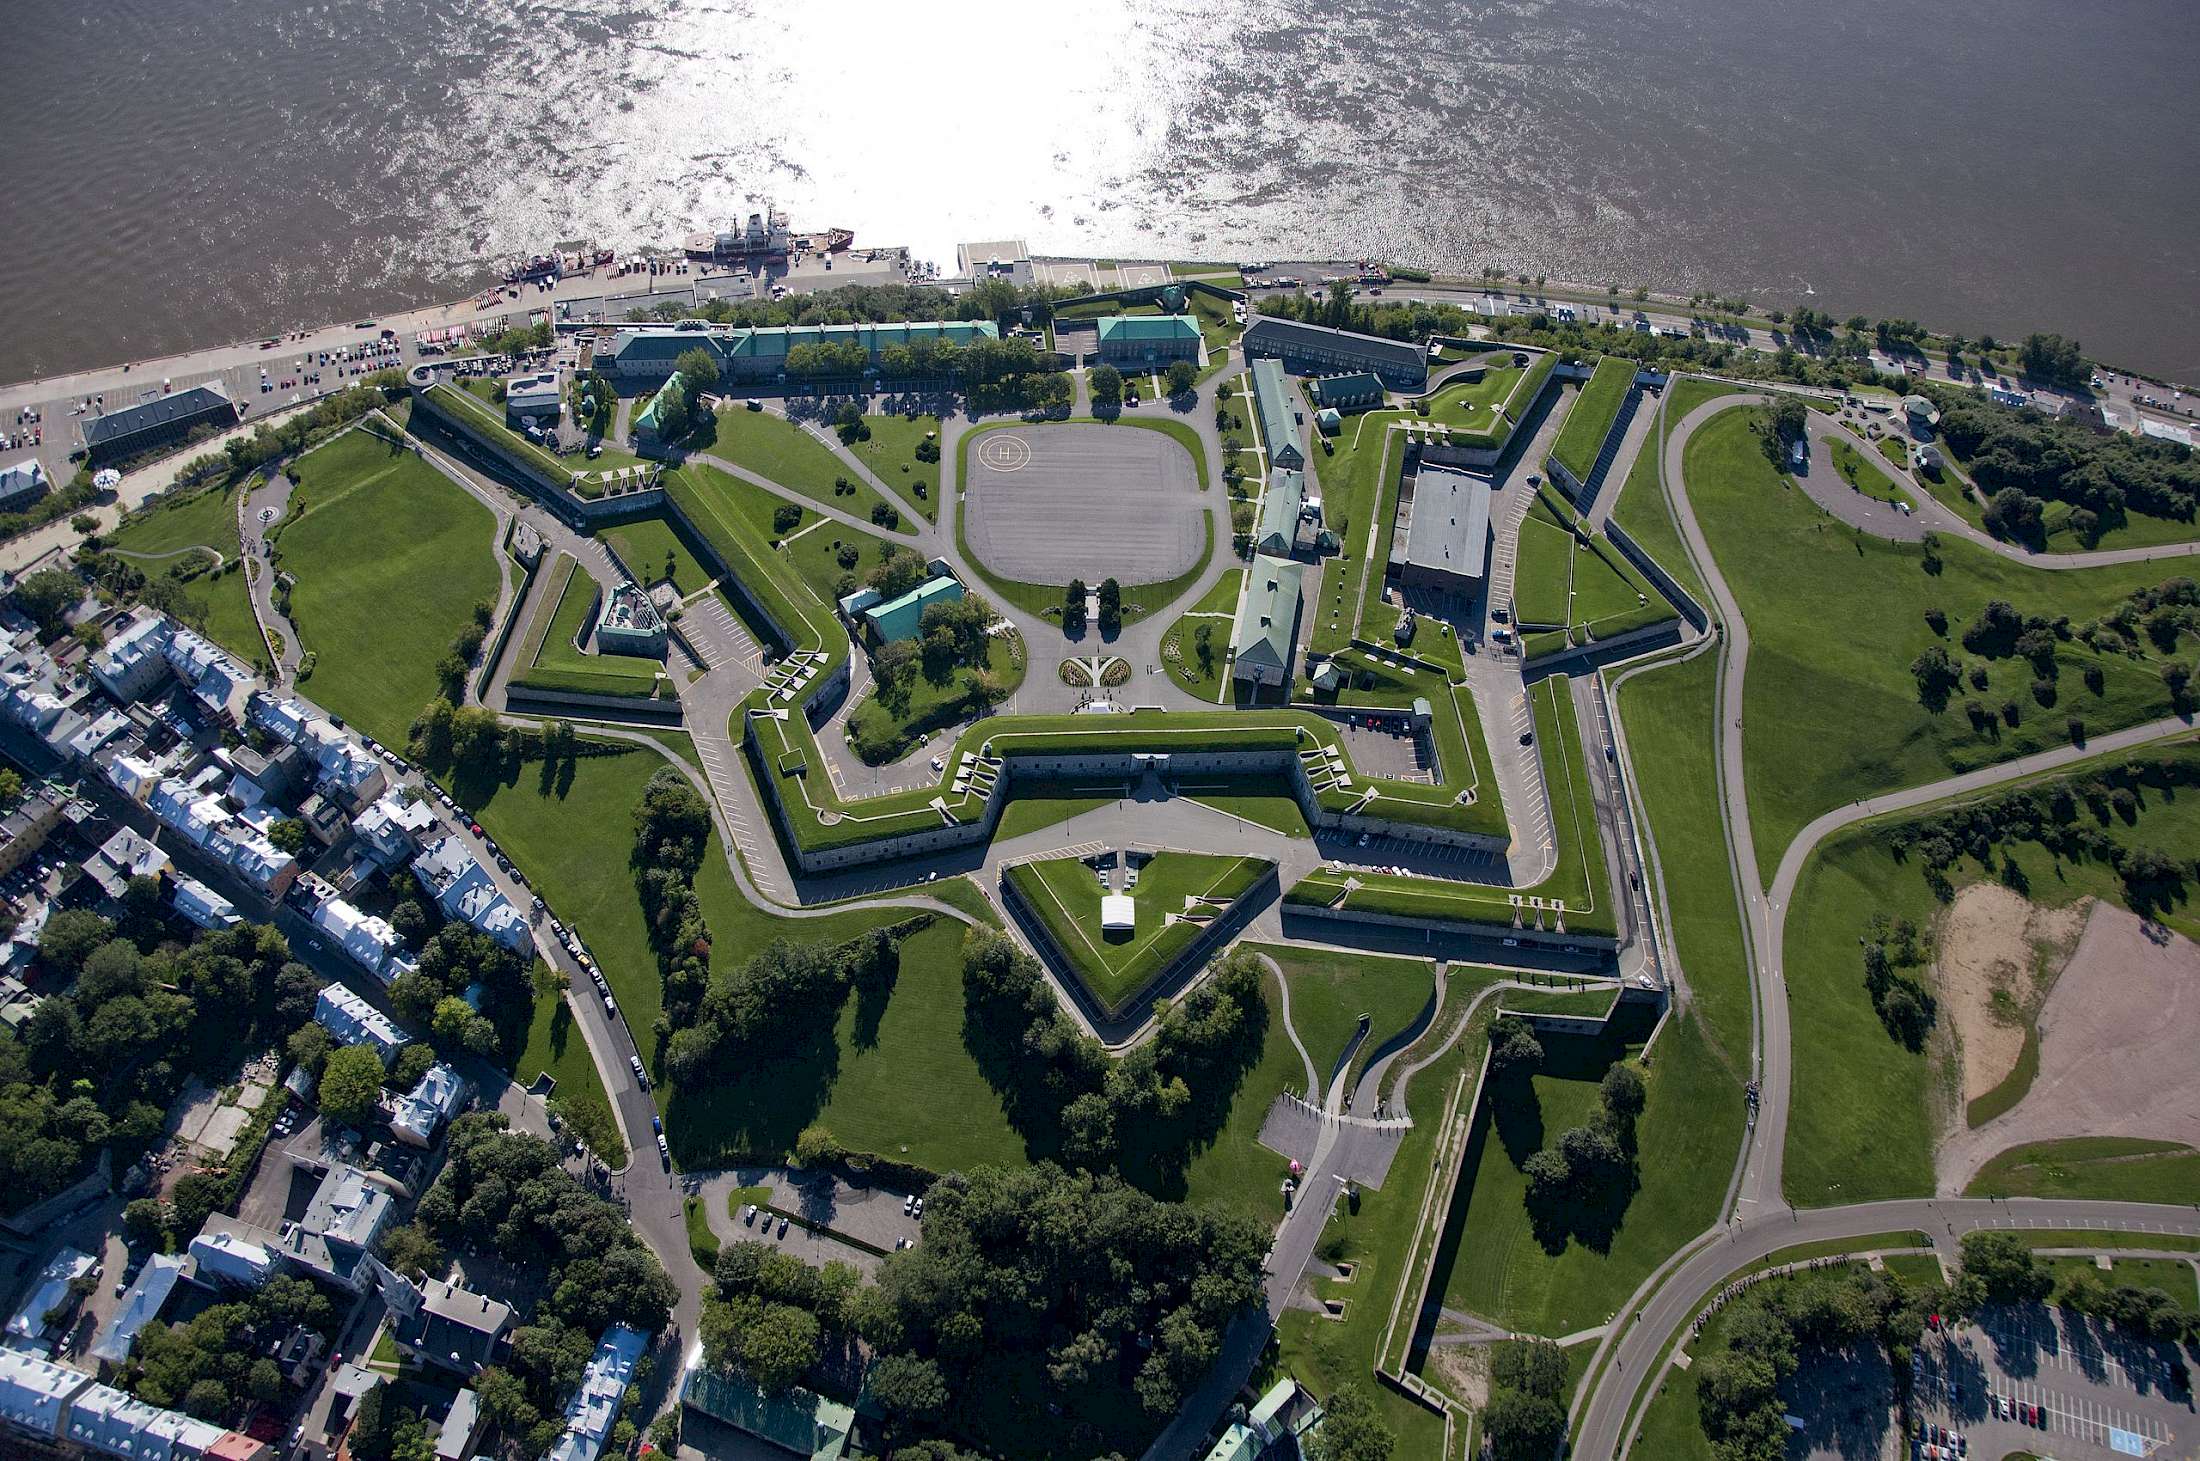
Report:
1608,377,1728,610
1614,650,1752,1064
280,425,500,744
108,477,244,561
1783,740,2200,1208
851,411,943,521
1306,410,1407,656
1683,404,2190,885
1513,493,1676,648
1965,1137,2200,1204
681,462,908,608
604,516,711,594
1428,1006,1741,1338
1424,365,1522,430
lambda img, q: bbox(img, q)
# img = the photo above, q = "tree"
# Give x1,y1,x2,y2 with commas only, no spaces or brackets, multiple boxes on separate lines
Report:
124,1198,169,1246
1062,578,1087,635
1090,364,1123,403
12,569,82,637
1165,359,1197,397
381,1222,444,1279
737,1302,822,1393
1482,1389,1565,1460
1097,577,1122,637
1909,644,1962,712
2017,332,2087,388
1599,1063,1647,1125
319,1044,387,1128
674,346,722,396
1959,1230,2052,1303
36,909,114,977
867,1352,948,1426
0,768,23,805
267,819,309,854
1306,1385,1393,1461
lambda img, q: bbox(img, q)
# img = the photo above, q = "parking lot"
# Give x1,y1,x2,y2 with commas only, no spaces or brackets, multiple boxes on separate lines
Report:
1320,710,1434,781
1912,1305,2191,1459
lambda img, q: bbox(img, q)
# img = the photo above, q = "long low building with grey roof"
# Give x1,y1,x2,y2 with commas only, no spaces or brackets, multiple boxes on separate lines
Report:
1395,463,1492,592
1230,559,1306,689
1243,315,1428,390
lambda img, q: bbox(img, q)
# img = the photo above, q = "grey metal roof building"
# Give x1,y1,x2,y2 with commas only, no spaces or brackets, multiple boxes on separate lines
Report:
1230,559,1305,688
1250,359,1304,470
1242,317,1428,389
1255,467,1305,558
82,383,238,464
1397,465,1492,590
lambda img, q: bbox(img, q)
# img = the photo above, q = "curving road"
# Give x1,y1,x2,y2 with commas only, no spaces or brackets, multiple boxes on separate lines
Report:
1568,384,2200,1458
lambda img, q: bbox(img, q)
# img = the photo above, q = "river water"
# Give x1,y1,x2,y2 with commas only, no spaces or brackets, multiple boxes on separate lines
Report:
2,0,2195,381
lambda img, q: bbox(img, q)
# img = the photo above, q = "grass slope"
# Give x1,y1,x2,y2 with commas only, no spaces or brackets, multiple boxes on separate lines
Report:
281,427,500,744
711,408,912,532
1965,1137,2200,1204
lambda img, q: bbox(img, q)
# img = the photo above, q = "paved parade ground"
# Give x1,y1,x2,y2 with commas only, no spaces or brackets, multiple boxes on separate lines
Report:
962,422,1204,585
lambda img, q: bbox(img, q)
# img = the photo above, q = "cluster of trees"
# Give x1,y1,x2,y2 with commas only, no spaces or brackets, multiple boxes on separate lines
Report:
1304,1386,1394,1461
960,932,1268,1181
647,371,697,442
1932,386,2197,545
1755,397,1809,467
410,696,520,778
700,1161,1264,1451
125,1275,335,1424
1857,913,1936,1050
1096,577,1123,637
1483,1340,1569,1460
415,1115,675,1446
10,567,88,640
3,907,319,1214
1062,577,1088,635
1883,752,2197,916
662,931,899,1089
1090,363,1123,407
630,766,718,1046
386,922,537,1062
864,586,1004,750
1487,1019,1647,1249
702,1240,865,1398
2016,332,2089,389
674,345,723,399
1908,595,2092,718
432,599,496,701
630,279,1076,333
1693,1265,1939,1459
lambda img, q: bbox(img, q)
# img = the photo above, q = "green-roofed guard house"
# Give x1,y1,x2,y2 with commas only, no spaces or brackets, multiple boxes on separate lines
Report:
632,371,689,456
863,575,964,643
1230,558,1305,688
1096,314,1203,366
682,1366,854,1460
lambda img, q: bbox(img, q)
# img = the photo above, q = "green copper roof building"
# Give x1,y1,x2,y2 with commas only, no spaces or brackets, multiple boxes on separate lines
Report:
1096,314,1202,364
864,576,964,642
632,371,687,443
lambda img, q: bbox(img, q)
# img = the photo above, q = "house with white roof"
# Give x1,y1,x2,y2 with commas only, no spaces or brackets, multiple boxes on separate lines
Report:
87,614,173,702
352,790,439,872
90,1253,184,1366
544,1325,648,1461
3,1246,96,1350
187,1228,277,1289
412,836,533,955
314,984,405,1064
168,875,240,930
390,1064,470,1148
313,898,414,985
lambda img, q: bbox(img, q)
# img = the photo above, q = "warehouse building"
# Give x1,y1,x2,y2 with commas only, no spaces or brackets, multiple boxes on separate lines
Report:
1250,359,1305,470
1395,464,1492,592
82,383,239,465
1095,315,1203,366
1242,317,1428,390
1230,559,1305,688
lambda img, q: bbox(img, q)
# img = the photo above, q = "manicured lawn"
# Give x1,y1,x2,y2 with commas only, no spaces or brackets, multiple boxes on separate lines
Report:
2049,1255,2199,1314
806,918,1027,1175
1569,533,1673,641
1430,1006,1742,1337
709,408,913,533
108,478,243,560
1684,405,2188,885
514,986,625,1164
280,426,500,744
1786,741,2200,1207
1264,944,1438,1092
684,461,907,607
1159,568,1239,699
1005,852,1270,1013
1513,512,1576,626
1174,961,1300,1227
1423,366,1522,430
1614,652,1752,1065
1966,1137,2200,1205
851,412,943,521
1609,377,1728,611
180,563,266,667
845,632,1023,765
604,516,711,594
1307,411,1406,656
1825,435,1911,506
1180,780,1311,838
1549,355,1634,485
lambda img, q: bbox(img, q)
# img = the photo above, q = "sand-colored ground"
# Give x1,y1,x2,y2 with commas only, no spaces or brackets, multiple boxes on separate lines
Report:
1933,883,2085,1104
1938,900,2200,1194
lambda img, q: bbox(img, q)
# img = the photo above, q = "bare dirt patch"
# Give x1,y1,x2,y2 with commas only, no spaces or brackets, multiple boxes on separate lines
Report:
1938,901,2200,1194
1931,884,2085,1104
